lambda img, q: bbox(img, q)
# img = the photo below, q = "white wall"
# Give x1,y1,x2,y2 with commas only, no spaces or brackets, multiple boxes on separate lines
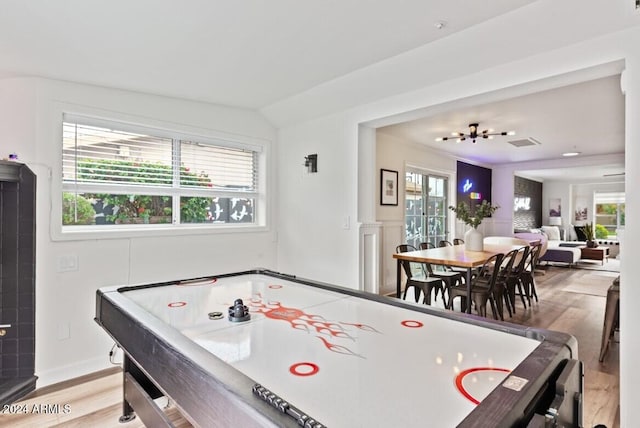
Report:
275,114,359,287
621,53,640,427
539,179,625,240
489,168,518,236
572,180,625,220
493,153,625,234
0,77,277,386
275,28,640,427
375,132,460,293
541,180,573,234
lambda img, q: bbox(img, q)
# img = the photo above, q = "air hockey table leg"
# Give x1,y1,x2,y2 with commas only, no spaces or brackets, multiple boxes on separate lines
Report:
119,354,173,426
119,356,136,423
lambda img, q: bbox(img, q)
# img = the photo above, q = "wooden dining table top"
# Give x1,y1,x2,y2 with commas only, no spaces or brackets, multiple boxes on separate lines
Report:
392,244,526,268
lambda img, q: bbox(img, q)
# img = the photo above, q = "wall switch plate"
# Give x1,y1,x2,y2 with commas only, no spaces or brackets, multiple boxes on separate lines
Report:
57,255,79,272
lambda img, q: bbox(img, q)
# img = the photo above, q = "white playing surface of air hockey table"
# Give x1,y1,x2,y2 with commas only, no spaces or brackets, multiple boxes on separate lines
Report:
95,269,582,428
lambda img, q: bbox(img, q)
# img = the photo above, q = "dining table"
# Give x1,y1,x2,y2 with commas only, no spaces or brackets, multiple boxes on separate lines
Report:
392,243,526,313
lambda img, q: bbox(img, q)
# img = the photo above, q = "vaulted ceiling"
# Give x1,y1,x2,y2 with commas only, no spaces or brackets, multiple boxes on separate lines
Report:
0,0,534,109
1,1,634,181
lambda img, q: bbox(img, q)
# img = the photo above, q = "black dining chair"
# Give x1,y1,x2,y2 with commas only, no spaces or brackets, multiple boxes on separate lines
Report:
498,246,530,317
453,238,465,245
396,244,444,305
418,242,463,308
448,253,505,318
419,242,435,250
519,242,543,305
437,239,468,276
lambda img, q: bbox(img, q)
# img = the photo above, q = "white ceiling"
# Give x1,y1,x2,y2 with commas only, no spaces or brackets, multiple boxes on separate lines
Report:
377,74,626,181
0,1,630,182
0,0,534,109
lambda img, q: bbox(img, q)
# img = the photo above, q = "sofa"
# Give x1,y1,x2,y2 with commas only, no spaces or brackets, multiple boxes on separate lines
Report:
515,226,581,266
515,225,620,265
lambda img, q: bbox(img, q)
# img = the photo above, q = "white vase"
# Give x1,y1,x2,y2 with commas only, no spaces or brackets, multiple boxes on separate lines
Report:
464,227,484,251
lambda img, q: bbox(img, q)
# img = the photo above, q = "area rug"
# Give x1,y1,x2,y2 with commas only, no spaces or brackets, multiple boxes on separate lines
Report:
560,271,618,297
574,258,620,273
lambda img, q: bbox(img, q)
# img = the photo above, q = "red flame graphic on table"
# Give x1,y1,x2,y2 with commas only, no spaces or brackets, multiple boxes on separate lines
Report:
247,290,379,358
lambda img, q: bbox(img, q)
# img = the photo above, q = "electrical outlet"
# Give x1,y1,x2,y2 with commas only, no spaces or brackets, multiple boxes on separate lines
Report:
57,255,79,272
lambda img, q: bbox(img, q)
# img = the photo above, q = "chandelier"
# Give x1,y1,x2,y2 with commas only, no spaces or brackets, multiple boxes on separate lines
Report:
435,123,515,143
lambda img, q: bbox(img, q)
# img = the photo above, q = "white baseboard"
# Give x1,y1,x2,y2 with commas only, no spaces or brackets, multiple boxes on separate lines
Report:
35,355,119,388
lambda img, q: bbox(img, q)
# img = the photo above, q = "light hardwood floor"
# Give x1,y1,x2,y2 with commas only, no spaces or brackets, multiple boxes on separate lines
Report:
1,265,619,427
419,263,620,428
0,368,190,427
511,265,619,428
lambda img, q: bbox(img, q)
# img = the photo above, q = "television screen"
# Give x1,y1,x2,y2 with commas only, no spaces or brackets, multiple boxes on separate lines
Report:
456,161,492,214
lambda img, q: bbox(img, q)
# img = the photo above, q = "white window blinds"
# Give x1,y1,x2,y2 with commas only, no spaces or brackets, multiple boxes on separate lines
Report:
63,121,258,192
61,115,261,228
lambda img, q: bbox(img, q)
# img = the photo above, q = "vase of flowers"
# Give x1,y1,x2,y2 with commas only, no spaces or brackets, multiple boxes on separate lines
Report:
449,200,500,251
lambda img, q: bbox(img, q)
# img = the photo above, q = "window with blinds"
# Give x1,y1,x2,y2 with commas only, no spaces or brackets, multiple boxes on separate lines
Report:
62,116,259,227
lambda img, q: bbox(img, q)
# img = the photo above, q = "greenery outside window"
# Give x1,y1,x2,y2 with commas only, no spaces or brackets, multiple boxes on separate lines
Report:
62,115,260,229
594,192,625,239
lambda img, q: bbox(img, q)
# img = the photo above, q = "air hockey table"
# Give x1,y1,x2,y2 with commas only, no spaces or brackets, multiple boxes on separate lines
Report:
95,269,583,427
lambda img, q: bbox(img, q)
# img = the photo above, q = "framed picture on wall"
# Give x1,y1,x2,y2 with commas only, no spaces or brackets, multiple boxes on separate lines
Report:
574,197,588,221
549,198,561,217
380,169,398,206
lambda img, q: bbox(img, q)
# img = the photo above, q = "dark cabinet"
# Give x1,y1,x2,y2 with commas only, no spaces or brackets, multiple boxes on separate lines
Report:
0,161,36,405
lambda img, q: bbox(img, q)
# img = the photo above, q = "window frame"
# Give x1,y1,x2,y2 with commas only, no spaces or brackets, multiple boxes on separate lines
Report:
404,168,452,249
593,192,625,240
53,113,269,241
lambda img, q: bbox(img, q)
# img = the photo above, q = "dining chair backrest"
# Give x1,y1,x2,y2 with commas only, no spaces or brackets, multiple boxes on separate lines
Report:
453,238,465,245
397,244,417,253
419,242,435,250
396,244,419,278
524,242,543,271
416,242,437,274
438,240,453,247
513,245,530,273
475,253,505,292
498,248,523,281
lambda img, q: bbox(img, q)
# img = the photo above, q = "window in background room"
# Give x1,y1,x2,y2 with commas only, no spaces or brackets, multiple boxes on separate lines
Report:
594,192,625,239
405,171,449,248
62,115,260,230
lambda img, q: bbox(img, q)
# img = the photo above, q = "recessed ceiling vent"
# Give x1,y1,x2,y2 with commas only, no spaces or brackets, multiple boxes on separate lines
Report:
508,137,541,148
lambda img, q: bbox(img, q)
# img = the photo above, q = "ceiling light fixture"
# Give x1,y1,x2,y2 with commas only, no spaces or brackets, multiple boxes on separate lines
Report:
435,123,515,144
562,151,581,157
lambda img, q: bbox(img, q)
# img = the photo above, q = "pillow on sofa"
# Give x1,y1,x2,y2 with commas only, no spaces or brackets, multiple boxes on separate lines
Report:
541,225,561,241
513,228,531,234
574,226,587,241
